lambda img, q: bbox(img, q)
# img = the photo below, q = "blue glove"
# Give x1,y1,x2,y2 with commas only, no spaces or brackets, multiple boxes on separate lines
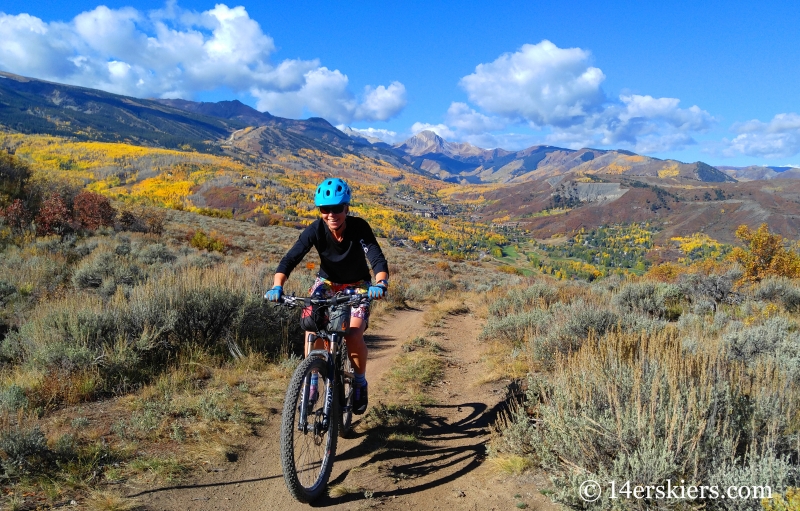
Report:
368,284,387,300
265,285,283,302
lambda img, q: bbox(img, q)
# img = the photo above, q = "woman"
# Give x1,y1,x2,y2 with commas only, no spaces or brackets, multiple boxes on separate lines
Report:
265,177,388,415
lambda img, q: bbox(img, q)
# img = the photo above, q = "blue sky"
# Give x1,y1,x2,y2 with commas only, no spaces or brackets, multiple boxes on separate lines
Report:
1,0,799,166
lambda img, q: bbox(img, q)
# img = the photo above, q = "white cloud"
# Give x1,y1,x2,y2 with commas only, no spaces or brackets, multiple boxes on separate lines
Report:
445,102,507,134
0,4,405,122
355,82,407,122
723,113,800,159
410,122,456,139
459,40,606,127
337,126,403,144
414,41,715,153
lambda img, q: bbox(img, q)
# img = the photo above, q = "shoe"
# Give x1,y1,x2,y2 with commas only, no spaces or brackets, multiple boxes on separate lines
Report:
353,382,368,415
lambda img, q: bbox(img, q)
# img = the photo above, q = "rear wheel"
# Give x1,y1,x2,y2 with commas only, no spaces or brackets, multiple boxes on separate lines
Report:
280,356,338,503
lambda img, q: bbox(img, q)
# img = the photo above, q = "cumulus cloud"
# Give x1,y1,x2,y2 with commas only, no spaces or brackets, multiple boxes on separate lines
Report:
723,113,800,159
411,41,715,153
459,40,606,127
445,102,507,134
337,126,403,144
0,4,405,122
410,122,456,139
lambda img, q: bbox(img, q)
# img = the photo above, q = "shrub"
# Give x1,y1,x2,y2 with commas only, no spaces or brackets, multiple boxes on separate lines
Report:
189,230,227,253
0,152,31,207
73,191,116,231
117,206,166,234
0,384,28,412
764,488,800,511
36,192,73,236
680,269,742,312
0,425,48,477
613,282,666,318
480,309,551,345
755,277,800,313
511,330,799,510
530,300,618,368
72,252,117,289
1,198,32,234
733,223,800,282
488,284,557,317
723,317,800,382
135,243,176,265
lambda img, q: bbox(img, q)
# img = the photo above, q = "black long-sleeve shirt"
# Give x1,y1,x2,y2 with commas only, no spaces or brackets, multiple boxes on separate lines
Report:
276,216,389,283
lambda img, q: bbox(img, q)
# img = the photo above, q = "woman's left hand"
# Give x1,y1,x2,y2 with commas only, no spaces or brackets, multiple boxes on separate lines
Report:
368,284,387,300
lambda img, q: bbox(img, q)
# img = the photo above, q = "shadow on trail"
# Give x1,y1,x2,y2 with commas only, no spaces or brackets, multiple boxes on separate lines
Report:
307,383,522,508
126,474,284,498
362,333,396,356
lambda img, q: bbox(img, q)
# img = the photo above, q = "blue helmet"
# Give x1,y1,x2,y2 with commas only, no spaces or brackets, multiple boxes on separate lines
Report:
315,178,352,206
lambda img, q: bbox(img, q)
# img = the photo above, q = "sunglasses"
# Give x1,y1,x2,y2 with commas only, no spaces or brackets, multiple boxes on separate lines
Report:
319,204,346,214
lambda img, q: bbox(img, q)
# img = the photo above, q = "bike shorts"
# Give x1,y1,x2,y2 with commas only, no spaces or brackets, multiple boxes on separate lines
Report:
309,277,371,329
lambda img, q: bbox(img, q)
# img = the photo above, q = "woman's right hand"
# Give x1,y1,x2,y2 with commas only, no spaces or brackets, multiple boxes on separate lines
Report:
265,285,284,302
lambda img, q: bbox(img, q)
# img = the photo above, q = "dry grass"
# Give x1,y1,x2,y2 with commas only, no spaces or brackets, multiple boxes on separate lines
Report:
85,490,140,511
328,484,364,498
385,349,443,402
478,341,529,384
423,294,471,327
486,454,533,475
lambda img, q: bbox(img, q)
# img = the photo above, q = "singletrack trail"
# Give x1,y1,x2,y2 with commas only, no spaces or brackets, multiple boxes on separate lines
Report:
130,304,559,511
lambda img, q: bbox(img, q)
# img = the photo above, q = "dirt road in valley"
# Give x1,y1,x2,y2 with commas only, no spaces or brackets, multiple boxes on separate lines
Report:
128,304,560,511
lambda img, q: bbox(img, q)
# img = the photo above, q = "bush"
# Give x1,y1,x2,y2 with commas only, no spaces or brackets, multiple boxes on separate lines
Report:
73,191,115,231
530,300,618,368
1,198,32,234
509,330,799,510
36,192,73,236
724,317,800,382
733,223,800,282
0,152,31,207
613,282,666,318
488,284,557,317
680,269,742,312
117,206,166,234
135,243,176,265
0,384,28,412
0,425,48,477
189,229,227,253
480,309,551,345
755,277,800,313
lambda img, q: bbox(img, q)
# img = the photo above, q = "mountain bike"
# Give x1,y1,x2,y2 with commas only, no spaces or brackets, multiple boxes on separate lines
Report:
274,290,368,503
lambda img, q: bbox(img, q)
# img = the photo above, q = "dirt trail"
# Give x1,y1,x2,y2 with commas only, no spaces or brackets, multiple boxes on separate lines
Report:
129,304,559,511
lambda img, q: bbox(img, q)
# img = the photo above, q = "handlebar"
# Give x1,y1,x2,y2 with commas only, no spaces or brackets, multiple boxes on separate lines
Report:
273,292,371,308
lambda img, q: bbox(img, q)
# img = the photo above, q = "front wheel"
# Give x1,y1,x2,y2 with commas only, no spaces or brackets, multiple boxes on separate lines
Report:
280,356,339,503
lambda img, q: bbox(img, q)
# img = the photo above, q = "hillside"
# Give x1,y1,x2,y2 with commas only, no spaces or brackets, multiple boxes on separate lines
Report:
0,71,244,151
5,72,800,263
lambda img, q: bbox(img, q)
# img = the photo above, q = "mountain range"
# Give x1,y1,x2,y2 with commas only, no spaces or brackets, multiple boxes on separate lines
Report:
0,71,738,186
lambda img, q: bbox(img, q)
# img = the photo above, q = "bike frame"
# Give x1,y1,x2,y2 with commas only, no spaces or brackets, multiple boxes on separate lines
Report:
294,293,363,434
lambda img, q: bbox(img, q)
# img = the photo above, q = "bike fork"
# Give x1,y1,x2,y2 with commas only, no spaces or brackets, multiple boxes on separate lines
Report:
321,334,340,430
297,333,316,433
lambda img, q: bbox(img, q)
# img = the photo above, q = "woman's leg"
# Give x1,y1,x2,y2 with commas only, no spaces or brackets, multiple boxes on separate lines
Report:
345,317,367,375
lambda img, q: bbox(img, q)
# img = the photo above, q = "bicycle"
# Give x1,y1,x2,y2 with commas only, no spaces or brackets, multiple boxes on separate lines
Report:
273,290,369,503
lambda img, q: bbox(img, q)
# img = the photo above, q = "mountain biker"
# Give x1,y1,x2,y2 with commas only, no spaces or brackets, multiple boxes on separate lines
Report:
265,177,388,415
